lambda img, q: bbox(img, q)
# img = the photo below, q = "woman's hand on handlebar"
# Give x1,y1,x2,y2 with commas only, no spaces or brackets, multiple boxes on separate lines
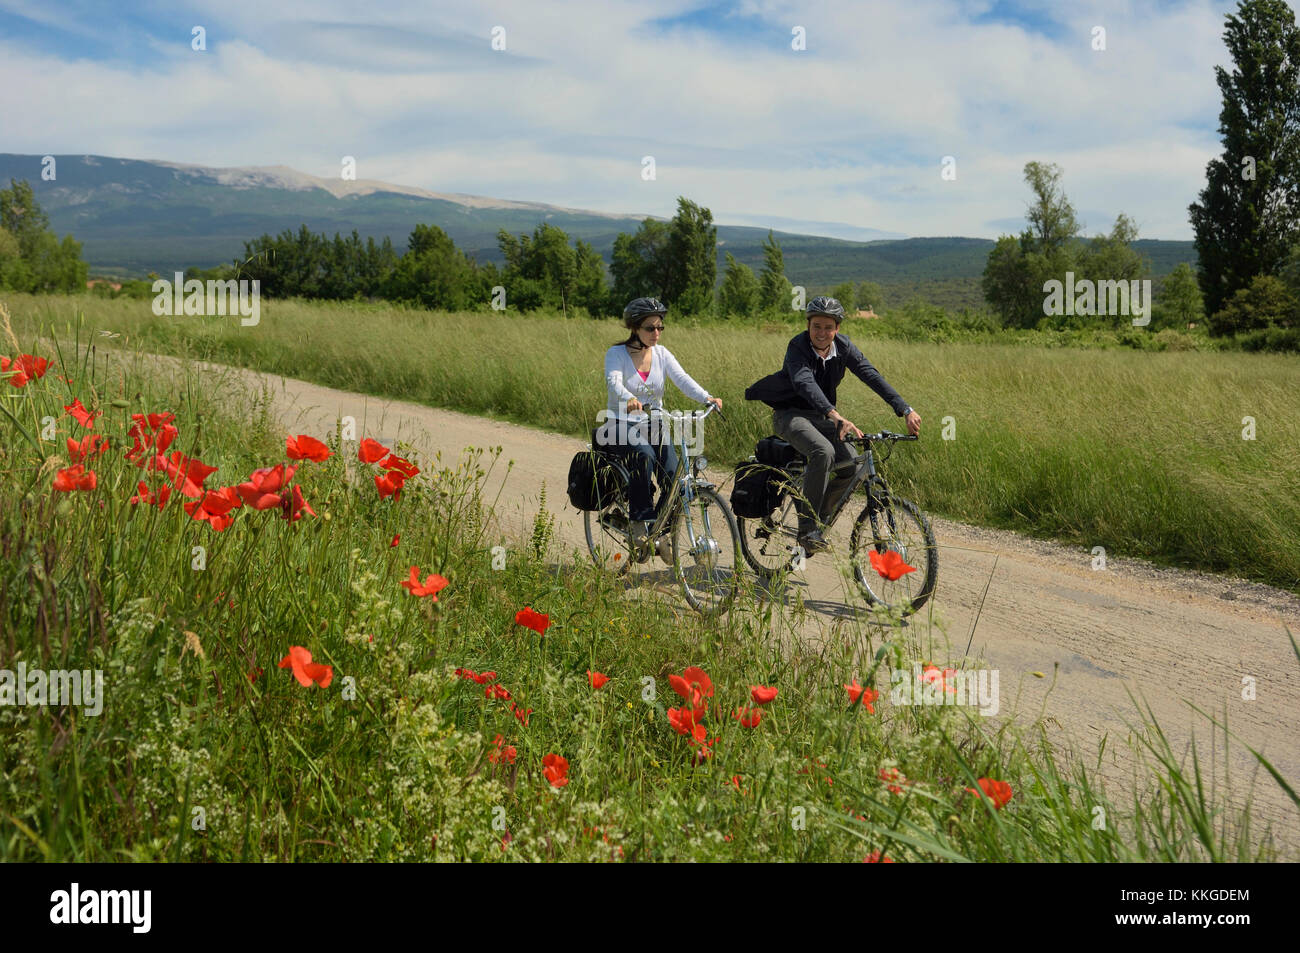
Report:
625,397,643,412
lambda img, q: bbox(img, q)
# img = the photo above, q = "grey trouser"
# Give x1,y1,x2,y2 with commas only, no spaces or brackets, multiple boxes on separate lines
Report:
772,408,857,531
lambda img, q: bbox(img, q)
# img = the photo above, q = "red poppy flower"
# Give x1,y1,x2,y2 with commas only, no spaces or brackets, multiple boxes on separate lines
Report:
750,685,778,706
247,667,264,682
66,433,109,465
358,438,389,463
921,664,958,695
53,464,97,492
390,534,400,547
667,705,706,737
283,483,315,522
879,767,906,794
129,480,172,509
669,666,713,705
514,607,550,635
486,683,512,701
845,680,879,713
286,434,331,461
400,566,449,599
184,486,242,531
160,451,218,499
729,774,743,792
375,470,407,500
869,549,916,581
965,777,1013,810
277,645,334,688
863,851,896,863
4,353,48,387
488,734,517,764
511,703,532,726
379,453,419,478
587,670,610,690
236,463,298,510
733,706,762,728
64,398,101,429
542,753,570,788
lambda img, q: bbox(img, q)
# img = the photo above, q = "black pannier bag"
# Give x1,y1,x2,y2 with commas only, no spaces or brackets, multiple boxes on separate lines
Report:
755,435,799,467
567,451,622,511
730,461,784,519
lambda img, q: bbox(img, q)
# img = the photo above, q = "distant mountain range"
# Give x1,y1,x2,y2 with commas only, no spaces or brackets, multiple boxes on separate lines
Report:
0,154,1197,297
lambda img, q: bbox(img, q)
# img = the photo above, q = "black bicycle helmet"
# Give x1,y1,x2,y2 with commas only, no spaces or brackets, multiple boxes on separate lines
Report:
622,296,668,328
806,296,845,323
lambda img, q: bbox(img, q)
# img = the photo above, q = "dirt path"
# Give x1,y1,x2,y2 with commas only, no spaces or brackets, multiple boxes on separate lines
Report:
155,354,1300,854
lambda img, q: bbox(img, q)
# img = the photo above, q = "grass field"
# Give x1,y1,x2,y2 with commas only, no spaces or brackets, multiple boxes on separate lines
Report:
6,293,1298,592
2,303,1296,861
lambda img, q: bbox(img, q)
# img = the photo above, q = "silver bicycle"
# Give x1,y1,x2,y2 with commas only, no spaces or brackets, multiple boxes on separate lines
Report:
582,403,742,617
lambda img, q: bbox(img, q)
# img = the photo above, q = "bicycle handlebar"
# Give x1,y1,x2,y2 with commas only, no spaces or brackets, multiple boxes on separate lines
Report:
847,430,917,444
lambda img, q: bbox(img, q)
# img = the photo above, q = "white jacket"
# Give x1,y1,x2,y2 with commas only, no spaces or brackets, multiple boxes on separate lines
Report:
604,344,712,420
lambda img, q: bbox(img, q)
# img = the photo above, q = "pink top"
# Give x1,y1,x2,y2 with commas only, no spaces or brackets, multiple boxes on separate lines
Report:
637,370,650,380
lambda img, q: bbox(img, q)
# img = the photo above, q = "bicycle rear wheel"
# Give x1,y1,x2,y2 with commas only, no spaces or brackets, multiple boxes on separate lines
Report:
670,486,742,617
849,494,937,616
738,491,804,578
584,500,633,576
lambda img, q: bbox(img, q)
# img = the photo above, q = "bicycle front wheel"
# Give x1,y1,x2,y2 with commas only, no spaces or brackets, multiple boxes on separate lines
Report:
849,494,937,616
671,486,742,617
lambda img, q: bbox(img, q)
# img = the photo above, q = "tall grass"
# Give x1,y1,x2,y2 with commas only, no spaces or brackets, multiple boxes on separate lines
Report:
0,311,1294,861
8,293,1296,590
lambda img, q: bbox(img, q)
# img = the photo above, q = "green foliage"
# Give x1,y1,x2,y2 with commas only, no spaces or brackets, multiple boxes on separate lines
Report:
829,282,856,313
497,222,607,317
241,225,399,300
610,218,672,309
983,165,1150,331
759,230,792,312
1189,0,1300,316
1209,273,1297,337
718,252,760,317
1153,263,1206,330
855,281,883,313
0,180,88,293
663,197,717,316
385,224,486,311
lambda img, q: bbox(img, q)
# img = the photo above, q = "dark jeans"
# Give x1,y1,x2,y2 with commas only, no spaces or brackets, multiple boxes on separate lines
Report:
606,430,679,522
772,408,856,531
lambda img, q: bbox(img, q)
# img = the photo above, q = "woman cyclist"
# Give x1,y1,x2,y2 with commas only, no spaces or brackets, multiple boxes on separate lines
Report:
603,297,722,560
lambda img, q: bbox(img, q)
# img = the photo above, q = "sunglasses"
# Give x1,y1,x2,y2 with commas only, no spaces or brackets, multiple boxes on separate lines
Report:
639,324,665,332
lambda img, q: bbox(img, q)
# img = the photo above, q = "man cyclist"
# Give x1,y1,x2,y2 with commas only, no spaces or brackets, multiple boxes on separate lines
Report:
745,296,920,554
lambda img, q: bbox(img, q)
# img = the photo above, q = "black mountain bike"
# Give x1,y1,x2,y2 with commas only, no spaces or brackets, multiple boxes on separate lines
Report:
736,431,937,616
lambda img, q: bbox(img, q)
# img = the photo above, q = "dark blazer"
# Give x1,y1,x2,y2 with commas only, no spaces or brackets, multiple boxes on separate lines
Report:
745,330,910,418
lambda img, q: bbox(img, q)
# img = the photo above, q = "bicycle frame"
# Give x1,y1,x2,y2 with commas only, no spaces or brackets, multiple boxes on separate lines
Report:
776,432,905,532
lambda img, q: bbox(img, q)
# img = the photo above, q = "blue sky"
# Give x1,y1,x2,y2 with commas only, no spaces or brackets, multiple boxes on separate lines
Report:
0,0,1284,240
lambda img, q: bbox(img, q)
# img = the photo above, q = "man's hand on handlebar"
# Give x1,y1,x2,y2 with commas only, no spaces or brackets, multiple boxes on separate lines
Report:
904,409,921,437
828,409,863,441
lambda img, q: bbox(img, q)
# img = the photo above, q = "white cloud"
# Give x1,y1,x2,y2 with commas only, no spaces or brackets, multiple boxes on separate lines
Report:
0,0,1255,238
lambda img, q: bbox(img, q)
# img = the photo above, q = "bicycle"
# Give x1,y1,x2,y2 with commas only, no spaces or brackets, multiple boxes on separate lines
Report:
735,431,937,617
581,402,742,617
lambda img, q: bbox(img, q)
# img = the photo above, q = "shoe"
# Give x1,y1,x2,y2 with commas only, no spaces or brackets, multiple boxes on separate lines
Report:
797,529,829,554
629,520,654,563
654,534,673,565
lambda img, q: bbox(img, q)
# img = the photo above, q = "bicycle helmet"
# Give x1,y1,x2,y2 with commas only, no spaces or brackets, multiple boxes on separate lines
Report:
806,296,845,323
623,296,668,329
